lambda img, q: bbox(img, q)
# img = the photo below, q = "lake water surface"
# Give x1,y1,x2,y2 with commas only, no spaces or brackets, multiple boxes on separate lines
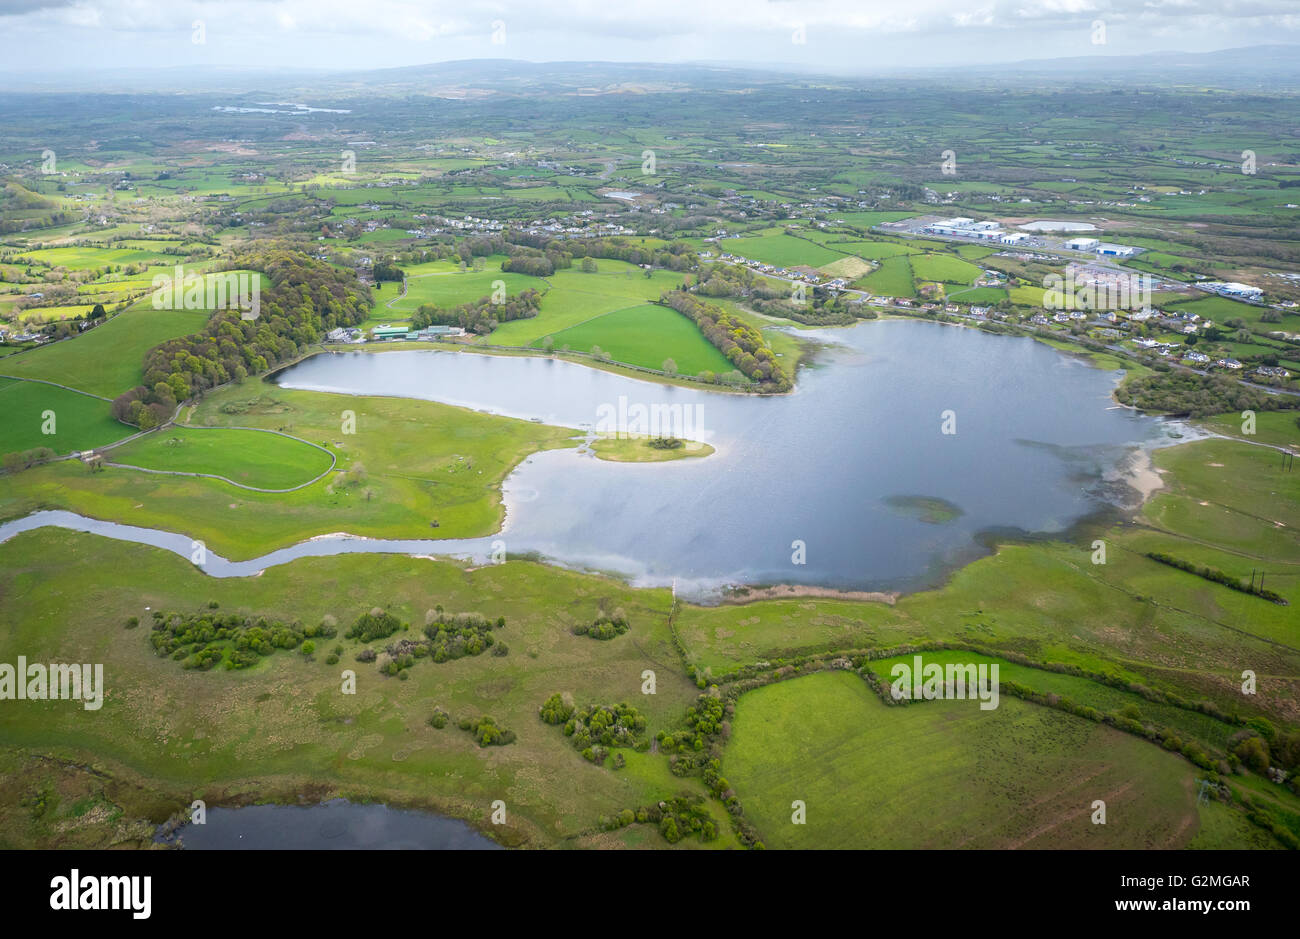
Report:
163,800,500,849
270,319,1181,596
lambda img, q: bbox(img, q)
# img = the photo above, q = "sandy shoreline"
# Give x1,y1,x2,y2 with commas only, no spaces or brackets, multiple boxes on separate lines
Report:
1123,446,1167,504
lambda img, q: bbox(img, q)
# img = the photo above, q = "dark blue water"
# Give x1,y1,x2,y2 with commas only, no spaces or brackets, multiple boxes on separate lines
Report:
165,800,501,850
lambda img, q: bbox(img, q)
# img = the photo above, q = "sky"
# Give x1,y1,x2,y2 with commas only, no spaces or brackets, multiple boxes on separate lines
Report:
0,0,1298,74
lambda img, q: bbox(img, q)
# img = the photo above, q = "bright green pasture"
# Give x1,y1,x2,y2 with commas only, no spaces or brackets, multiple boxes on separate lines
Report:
384,270,542,313
722,671,1206,849
910,253,983,285
0,305,212,398
109,426,334,490
539,304,734,375
722,233,846,269
857,255,916,297
487,268,683,347
0,378,129,454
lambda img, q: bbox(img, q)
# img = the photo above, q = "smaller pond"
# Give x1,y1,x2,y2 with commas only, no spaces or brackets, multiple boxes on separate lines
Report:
159,799,501,850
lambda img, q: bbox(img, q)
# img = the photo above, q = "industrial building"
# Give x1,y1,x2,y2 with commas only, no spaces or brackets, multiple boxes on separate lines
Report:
1200,281,1264,302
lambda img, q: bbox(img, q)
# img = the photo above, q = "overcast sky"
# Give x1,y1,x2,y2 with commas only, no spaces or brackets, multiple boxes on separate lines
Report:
1,0,1298,74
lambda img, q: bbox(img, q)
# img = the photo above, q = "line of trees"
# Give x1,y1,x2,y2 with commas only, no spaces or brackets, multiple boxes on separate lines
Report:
1145,551,1287,604
659,290,791,391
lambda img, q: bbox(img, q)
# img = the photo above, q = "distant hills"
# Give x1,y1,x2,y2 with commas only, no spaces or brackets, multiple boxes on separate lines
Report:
3,45,1299,96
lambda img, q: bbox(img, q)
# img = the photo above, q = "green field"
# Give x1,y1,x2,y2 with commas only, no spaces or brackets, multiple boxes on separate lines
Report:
487,267,684,347
1,305,213,398
108,426,335,491
857,255,916,297
539,304,735,375
385,268,542,314
723,232,847,269
0,378,129,455
15,246,179,271
826,240,921,260
910,253,983,285
723,671,1211,849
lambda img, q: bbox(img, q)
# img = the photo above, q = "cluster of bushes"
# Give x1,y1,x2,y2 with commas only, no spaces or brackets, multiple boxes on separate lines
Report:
1117,370,1298,417
346,608,406,643
427,707,450,729
597,796,719,844
659,290,791,391
142,605,337,670
538,694,648,764
647,436,683,450
573,612,630,640
351,607,506,675
459,715,515,748
750,296,861,326
500,251,561,277
372,261,404,282
411,287,541,335
658,693,729,775
1228,720,1300,786
1145,551,1287,604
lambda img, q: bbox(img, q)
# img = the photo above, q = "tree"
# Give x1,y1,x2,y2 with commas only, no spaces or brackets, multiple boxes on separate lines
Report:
1235,735,1271,774
661,358,677,375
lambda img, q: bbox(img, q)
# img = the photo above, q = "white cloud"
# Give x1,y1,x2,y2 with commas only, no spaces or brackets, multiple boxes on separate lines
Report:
0,0,1296,71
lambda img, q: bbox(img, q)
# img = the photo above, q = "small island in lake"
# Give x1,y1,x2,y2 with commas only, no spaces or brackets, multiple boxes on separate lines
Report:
590,434,715,463
883,494,965,524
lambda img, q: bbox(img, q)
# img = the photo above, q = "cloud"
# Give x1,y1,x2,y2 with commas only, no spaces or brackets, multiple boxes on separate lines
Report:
0,0,1296,71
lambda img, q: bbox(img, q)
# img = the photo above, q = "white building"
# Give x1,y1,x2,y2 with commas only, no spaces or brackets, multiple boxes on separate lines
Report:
1201,281,1263,302
1064,237,1100,251
1095,243,1138,257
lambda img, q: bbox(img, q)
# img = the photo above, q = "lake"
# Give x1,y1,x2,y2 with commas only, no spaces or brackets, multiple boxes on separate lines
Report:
269,318,1183,597
162,800,500,850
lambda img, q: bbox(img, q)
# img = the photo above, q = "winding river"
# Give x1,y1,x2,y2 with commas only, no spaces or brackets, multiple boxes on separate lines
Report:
1,319,1190,598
